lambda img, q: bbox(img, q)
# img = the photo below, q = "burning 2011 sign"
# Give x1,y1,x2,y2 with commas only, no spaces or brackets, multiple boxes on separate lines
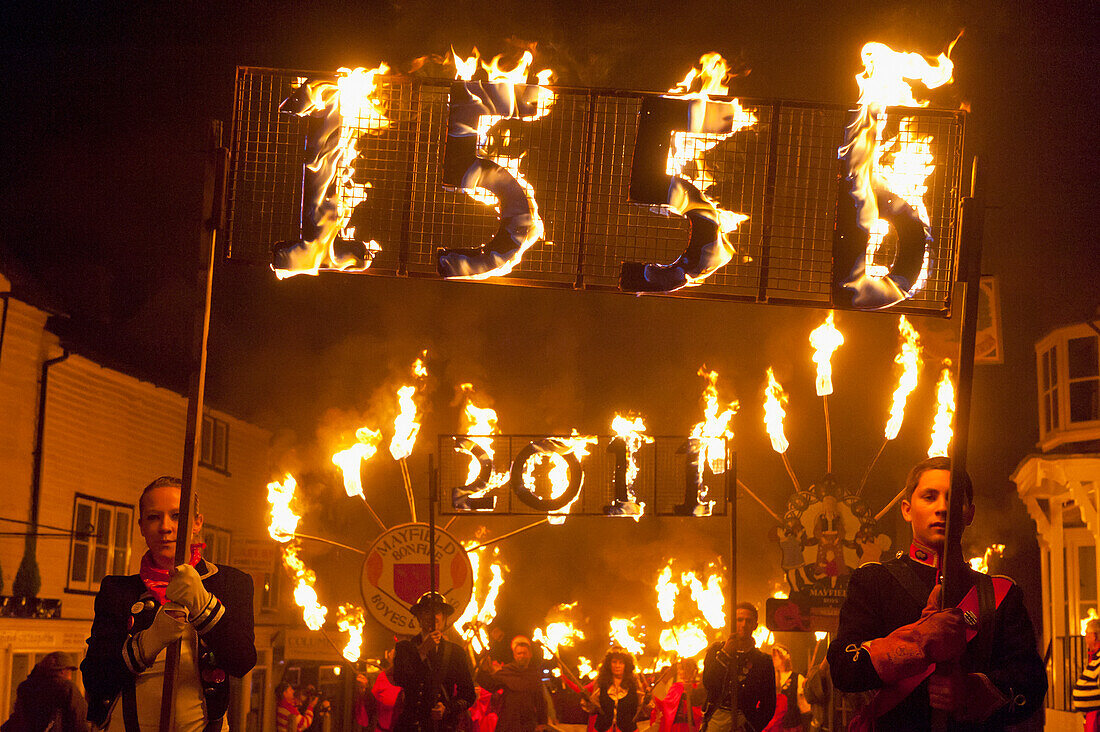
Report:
227,45,964,314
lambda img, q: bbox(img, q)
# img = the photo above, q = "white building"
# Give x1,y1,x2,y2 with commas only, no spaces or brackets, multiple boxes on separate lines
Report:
0,270,286,728
1012,319,1100,730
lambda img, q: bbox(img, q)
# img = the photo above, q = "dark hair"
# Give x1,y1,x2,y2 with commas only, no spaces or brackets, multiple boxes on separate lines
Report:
735,601,758,623
596,648,638,693
903,457,972,504
139,476,200,518
276,681,293,698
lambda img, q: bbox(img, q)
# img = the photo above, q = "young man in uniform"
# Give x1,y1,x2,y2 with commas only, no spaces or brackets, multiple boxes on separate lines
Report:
392,592,476,732
701,602,775,732
827,457,1046,730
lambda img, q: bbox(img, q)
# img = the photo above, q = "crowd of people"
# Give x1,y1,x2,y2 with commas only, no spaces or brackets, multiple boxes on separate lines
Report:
0,458,1073,731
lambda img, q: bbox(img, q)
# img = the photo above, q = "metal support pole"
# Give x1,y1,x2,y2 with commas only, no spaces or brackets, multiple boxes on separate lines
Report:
159,119,227,732
428,454,437,594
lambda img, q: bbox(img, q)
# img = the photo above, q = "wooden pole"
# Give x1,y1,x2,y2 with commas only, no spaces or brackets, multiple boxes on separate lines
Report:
159,119,227,731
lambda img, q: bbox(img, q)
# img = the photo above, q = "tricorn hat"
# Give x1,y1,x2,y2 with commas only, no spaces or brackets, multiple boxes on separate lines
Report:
410,591,455,617
37,651,78,673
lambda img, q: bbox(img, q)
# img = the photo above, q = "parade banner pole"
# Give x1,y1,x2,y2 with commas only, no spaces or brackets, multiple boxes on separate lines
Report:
159,119,227,732
428,453,437,594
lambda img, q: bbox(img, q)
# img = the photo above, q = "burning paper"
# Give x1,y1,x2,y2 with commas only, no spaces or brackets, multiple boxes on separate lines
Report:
809,311,845,396
884,316,924,440
763,368,790,454
332,427,383,499
928,361,956,457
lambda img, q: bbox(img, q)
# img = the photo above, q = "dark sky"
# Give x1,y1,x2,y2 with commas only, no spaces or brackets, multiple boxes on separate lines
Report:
1,1,1097,654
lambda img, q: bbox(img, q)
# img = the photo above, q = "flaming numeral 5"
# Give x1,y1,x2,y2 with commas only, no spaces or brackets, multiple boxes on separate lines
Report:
620,96,756,293
436,81,552,279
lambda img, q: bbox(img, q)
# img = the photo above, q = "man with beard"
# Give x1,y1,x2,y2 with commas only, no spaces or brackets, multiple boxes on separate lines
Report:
477,635,549,732
827,457,1046,730
392,592,476,732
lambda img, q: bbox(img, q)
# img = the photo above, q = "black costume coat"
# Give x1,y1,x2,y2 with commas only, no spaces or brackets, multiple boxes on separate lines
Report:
701,642,775,732
391,636,476,732
81,560,256,729
827,552,1046,730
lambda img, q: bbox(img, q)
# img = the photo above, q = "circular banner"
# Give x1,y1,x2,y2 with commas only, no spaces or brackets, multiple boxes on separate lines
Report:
361,523,474,635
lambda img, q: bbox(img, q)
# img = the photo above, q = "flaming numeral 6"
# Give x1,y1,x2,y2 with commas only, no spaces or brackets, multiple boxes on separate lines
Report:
620,96,755,293
450,437,497,512
436,81,549,279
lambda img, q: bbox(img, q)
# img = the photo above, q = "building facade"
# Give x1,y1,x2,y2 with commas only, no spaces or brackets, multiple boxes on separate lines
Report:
0,271,288,728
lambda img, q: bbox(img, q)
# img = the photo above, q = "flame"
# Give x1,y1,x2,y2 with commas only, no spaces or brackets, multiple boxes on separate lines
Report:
526,432,597,526
658,622,710,658
1082,608,1100,636
283,543,328,630
884,316,924,440
656,564,679,622
772,588,789,600
456,543,506,644
927,361,956,457
968,543,1005,573
683,570,725,630
459,383,506,488
337,605,365,662
809,311,844,397
332,427,383,499
763,368,790,454
533,621,586,656
609,617,646,657
389,354,428,461
814,631,828,641
577,656,594,678
838,43,954,297
663,54,756,249
274,64,390,279
690,368,738,475
266,474,300,542
612,413,654,489
752,624,774,649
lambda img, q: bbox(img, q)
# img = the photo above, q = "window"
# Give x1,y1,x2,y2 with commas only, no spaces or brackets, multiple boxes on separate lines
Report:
69,496,133,592
203,524,232,565
1068,336,1100,424
1040,345,1060,436
200,414,230,473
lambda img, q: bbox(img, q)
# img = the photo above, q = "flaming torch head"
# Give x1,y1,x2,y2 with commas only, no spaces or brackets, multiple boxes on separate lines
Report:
763,368,790,454
690,368,738,475
928,361,956,457
389,355,429,461
809,311,844,396
884,316,923,441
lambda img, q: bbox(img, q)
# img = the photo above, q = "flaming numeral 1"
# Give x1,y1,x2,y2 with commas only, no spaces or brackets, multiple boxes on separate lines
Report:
436,81,549,279
620,96,754,293
273,78,378,276
509,438,583,511
450,436,497,512
605,437,643,518
674,438,716,517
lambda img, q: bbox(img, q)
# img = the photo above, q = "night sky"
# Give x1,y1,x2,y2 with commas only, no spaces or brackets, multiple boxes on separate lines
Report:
2,1,1097,656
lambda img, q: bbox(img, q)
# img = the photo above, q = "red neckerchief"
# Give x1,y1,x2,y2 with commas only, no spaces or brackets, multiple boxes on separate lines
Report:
139,544,204,605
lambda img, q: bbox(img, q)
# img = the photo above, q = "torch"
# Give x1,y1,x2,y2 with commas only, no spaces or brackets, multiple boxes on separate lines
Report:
764,368,801,492
389,353,428,522
808,311,844,473
857,316,922,496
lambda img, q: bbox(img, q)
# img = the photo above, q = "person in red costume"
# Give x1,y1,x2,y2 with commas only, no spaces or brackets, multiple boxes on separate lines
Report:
649,658,704,732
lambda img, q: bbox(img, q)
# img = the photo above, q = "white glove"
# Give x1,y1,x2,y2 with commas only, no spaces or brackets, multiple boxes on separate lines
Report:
136,604,187,665
166,564,214,621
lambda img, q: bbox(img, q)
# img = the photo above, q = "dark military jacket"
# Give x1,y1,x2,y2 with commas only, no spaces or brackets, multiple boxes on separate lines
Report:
701,642,776,732
391,636,476,732
827,546,1046,730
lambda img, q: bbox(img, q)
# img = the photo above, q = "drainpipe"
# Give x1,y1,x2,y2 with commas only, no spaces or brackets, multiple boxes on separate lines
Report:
13,347,70,599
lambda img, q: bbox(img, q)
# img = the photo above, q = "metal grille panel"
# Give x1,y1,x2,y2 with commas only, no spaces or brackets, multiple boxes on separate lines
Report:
227,68,964,315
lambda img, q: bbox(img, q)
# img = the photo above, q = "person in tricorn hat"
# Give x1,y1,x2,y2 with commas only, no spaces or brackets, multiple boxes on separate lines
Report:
391,591,476,732
2,651,90,732
827,456,1046,730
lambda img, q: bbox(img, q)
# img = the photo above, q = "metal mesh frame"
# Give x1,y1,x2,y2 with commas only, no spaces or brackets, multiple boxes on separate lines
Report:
227,68,965,315
435,435,733,517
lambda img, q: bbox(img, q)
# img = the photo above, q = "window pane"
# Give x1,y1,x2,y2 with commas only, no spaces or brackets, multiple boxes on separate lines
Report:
1044,396,1052,434
1069,337,1099,379
1080,546,1097,603
1052,346,1059,385
214,421,228,470
1071,380,1100,423
93,546,109,582
96,508,111,543
71,542,89,583
202,416,214,464
1053,387,1060,427
1043,350,1051,390
112,510,130,574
